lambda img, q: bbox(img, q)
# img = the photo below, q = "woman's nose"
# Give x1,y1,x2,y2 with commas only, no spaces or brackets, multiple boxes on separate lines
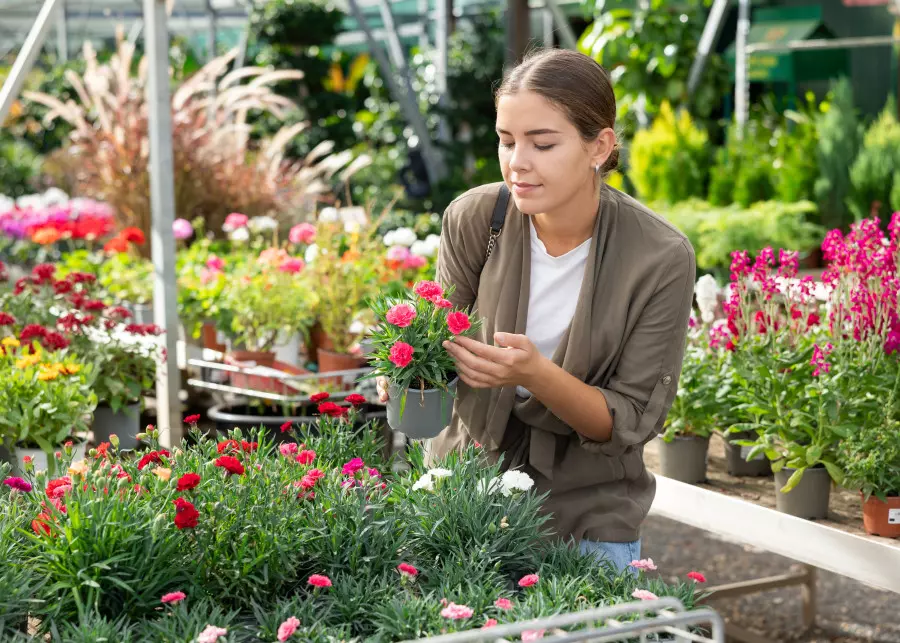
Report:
508,146,529,173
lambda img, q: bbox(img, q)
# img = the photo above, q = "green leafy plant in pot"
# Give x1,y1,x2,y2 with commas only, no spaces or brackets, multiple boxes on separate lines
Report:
364,280,482,439
0,338,96,474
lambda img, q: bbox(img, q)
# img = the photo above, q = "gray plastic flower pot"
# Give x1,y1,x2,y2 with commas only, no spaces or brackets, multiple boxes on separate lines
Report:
387,379,457,440
658,435,709,484
775,466,831,519
724,430,772,477
92,402,141,451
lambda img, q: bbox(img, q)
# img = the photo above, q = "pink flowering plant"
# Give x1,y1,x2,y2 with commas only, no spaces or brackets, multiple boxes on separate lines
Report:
364,280,483,415
725,216,900,491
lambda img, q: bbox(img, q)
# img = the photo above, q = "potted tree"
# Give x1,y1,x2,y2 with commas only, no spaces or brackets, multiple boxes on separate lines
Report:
365,280,482,439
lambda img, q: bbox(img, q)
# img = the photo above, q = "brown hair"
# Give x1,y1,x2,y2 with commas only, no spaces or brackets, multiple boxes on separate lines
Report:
496,48,619,174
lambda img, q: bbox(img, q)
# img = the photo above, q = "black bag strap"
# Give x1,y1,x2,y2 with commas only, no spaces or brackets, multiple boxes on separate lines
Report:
485,183,510,261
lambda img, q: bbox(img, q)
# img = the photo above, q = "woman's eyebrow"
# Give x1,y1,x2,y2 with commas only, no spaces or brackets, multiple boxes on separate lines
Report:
495,127,562,136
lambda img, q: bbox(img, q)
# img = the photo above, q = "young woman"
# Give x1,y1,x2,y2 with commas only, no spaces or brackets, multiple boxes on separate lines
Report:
377,48,695,573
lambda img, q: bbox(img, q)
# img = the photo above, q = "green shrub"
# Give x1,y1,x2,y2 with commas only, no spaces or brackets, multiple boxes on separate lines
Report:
0,138,42,198
848,97,900,221
813,78,862,230
628,102,710,204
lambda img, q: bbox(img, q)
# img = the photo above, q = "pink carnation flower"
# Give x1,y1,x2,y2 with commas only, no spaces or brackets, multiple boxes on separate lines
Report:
385,303,417,328
518,574,539,588
440,602,474,620
160,591,186,605
277,616,301,641
631,589,659,601
289,223,316,245
308,574,332,588
628,558,657,572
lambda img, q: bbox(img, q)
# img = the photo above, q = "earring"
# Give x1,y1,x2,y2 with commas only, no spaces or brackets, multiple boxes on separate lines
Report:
593,164,601,175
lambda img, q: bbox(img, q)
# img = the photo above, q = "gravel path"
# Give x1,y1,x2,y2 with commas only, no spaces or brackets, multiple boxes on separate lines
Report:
642,514,900,642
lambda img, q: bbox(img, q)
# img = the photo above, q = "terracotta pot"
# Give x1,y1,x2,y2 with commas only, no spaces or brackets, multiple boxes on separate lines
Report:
201,322,227,352
317,348,367,373
307,323,334,365
228,349,276,368
861,493,900,538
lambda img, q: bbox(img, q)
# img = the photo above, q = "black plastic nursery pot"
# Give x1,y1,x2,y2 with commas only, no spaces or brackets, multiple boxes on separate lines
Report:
774,465,831,520
658,435,709,484
207,401,387,443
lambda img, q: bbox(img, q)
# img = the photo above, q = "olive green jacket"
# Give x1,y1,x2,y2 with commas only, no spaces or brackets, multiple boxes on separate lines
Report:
429,182,695,543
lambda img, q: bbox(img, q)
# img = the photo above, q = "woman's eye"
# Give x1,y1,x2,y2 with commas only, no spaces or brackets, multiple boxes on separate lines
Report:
499,141,514,149
535,144,555,151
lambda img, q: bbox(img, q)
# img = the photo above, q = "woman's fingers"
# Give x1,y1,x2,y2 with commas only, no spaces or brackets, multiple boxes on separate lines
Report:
376,376,389,403
455,362,494,389
444,341,504,379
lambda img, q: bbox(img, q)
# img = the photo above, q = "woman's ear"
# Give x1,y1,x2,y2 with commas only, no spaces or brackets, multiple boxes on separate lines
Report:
591,128,617,169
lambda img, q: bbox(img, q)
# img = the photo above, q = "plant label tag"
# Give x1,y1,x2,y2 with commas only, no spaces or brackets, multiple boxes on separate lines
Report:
889,509,900,525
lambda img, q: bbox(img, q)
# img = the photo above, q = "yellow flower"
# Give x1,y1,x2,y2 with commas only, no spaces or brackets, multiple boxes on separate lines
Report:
61,363,81,375
15,353,41,369
68,460,89,477
153,467,172,482
38,369,60,381
1,337,20,348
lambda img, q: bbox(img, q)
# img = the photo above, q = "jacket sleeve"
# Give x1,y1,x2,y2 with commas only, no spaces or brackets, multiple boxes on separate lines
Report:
581,239,696,457
435,199,488,311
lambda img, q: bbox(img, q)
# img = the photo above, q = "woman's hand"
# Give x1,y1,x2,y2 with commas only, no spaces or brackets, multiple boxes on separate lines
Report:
442,332,544,390
376,376,390,403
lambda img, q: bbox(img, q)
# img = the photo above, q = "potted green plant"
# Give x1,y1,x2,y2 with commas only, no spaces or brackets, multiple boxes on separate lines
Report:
840,415,900,538
0,337,96,474
365,280,482,439
307,212,389,372
224,256,318,367
98,252,155,323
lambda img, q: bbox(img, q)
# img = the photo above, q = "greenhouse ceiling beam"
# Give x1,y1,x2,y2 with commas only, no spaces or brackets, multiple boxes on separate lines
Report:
0,0,62,125
686,0,728,96
143,0,183,447
542,0,576,49
346,0,446,185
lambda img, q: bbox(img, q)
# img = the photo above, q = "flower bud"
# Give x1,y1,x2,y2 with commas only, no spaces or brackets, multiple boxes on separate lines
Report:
64,441,73,456
54,451,62,460
135,433,148,441
109,434,119,449
89,448,97,457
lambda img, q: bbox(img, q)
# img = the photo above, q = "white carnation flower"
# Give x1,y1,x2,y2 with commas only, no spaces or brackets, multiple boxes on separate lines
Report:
318,207,339,223
248,215,278,232
389,227,417,247
694,274,719,324
412,473,434,491
229,227,250,242
500,470,534,497
383,230,397,247
427,467,452,479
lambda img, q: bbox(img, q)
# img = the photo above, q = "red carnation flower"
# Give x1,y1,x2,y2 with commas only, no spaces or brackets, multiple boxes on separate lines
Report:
280,421,292,433
344,393,366,407
137,450,171,471
176,473,201,491
32,512,53,536
296,449,316,465
45,476,72,499
20,324,48,343
214,455,245,476
317,401,345,417
310,392,330,403
104,236,130,254
67,272,97,285
31,264,56,281
0,312,15,326
173,497,199,529
41,331,70,351
106,306,132,320
687,571,707,583
217,439,239,454
446,312,471,335
389,341,414,368
53,280,73,295
307,574,332,588
397,563,419,577
184,414,201,425
121,227,145,245
82,299,106,312
241,440,258,453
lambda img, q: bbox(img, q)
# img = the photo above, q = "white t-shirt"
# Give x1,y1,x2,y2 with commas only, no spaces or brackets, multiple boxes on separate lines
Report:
516,218,591,398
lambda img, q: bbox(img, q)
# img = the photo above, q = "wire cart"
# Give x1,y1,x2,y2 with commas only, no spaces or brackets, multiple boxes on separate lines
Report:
404,598,724,643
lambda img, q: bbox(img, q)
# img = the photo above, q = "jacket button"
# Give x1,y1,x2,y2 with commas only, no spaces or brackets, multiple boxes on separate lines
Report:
662,375,672,385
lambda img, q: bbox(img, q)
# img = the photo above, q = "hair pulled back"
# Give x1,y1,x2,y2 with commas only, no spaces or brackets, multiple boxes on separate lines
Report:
496,48,619,174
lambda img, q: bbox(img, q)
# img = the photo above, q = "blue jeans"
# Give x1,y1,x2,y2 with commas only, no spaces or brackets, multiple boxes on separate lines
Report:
580,538,641,575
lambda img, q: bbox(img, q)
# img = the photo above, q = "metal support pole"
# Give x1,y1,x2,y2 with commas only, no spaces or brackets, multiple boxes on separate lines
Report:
346,0,446,185
542,7,554,48
376,0,410,75
733,0,751,138
0,0,62,125
687,0,728,96
506,0,530,66
542,0,577,50
56,0,68,62
434,0,451,146
417,0,430,50
205,0,217,62
143,0,183,447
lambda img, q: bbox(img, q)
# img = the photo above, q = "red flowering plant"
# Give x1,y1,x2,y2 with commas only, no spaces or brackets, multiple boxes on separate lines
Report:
0,262,164,413
363,280,482,416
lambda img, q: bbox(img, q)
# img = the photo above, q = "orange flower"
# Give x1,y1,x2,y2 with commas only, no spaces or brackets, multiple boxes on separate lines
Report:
32,228,61,245
341,250,361,263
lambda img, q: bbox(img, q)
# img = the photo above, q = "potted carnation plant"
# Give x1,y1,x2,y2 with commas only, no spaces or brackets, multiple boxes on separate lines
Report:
839,416,900,538
365,280,482,439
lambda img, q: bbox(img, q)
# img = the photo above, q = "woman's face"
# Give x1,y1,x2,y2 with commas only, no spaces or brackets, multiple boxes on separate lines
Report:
496,90,612,215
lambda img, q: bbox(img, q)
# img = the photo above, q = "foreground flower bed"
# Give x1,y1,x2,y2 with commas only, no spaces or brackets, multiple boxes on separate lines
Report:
1,412,699,642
